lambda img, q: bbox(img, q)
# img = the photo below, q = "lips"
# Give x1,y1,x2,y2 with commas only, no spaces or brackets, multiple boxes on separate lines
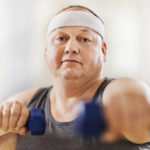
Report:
62,59,81,64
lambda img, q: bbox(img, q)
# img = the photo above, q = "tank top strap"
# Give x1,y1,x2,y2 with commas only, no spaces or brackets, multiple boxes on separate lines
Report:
27,86,52,110
92,78,114,103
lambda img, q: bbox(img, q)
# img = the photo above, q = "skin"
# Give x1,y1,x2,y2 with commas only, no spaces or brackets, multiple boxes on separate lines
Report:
0,7,150,150
102,78,150,143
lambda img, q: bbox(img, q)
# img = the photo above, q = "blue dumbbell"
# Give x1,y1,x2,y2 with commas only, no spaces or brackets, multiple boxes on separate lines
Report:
26,108,46,135
74,101,107,138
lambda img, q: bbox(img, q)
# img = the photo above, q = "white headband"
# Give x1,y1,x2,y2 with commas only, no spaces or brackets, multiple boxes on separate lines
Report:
47,11,105,40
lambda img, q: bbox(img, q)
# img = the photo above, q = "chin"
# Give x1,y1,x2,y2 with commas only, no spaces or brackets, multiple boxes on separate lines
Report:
61,71,83,80
62,74,82,80
63,77,79,80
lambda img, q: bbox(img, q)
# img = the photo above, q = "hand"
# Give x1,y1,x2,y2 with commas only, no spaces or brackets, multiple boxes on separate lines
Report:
0,101,29,136
102,78,150,143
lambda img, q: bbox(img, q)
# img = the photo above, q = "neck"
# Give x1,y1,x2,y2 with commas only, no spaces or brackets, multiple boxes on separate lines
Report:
51,75,106,103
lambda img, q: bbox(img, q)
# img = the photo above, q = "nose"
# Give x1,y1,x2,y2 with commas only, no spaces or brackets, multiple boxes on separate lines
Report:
64,39,80,54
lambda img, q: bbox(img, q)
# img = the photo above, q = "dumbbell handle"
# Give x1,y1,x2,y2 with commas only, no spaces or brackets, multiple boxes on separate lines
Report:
26,108,46,136
74,101,107,138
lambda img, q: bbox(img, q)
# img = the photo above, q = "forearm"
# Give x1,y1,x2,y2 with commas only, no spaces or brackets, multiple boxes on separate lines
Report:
6,88,38,105
0,133,18,150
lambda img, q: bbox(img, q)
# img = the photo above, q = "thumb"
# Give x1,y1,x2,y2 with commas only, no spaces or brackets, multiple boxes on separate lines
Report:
15,127,28,136
101,128,121,143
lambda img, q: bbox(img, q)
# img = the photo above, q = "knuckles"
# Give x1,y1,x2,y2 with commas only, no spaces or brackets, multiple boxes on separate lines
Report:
21,107,29,118
0,100,29,132
10,109,20,117
2,107,10,117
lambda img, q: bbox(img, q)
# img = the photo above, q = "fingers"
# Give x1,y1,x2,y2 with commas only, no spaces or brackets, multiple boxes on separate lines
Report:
9,102,21,130
17,127,28,135
0,101,29,136
16,106,29,130
0,104,3,128
101,128,121,143
2,102,12,131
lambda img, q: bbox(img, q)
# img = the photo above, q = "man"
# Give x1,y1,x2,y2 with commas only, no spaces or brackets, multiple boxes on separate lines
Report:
0,5,150,150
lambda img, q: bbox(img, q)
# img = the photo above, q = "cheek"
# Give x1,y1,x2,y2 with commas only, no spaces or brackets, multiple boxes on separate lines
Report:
46,47,63,70
83,48,102,66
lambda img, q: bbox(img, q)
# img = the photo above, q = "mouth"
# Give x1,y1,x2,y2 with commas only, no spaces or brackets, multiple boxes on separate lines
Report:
62,59,81,64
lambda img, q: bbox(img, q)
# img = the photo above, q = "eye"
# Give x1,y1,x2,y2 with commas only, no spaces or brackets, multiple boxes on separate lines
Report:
56,36,67,41
80,37,90,42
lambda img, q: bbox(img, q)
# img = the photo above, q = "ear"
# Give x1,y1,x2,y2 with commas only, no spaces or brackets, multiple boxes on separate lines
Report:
101,42,107,62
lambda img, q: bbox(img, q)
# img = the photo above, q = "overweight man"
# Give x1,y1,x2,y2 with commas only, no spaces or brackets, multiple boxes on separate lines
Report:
0,5,150,150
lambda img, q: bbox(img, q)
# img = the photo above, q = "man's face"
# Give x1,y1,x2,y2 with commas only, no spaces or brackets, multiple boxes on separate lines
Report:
45,26,106,80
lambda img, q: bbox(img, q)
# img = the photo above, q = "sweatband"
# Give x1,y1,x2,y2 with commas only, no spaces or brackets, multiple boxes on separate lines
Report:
47,11,105,40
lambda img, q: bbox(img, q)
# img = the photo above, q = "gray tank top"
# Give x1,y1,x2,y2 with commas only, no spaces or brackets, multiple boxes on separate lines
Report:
16,78,150,150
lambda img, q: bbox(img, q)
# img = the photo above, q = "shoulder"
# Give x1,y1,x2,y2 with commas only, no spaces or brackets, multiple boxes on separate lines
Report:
103,77,150,103
7,88,39,106
105,77,150,92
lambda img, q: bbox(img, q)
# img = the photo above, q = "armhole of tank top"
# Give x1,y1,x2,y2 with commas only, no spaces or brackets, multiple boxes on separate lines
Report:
27,87,51,110
92,77,115,104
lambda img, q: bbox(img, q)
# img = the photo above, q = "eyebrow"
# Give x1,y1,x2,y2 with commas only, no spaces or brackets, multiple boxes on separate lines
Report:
80,29,89,32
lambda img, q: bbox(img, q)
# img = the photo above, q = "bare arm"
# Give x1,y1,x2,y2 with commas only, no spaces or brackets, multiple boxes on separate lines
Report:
102,77,150,144
7,88,39,106
0,133,18,150
0,88,38,150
